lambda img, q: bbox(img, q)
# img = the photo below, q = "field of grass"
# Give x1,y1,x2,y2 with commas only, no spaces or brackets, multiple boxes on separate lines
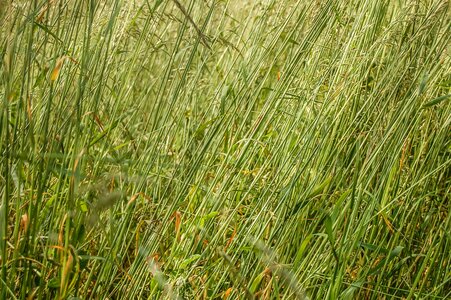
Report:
1,0,450,299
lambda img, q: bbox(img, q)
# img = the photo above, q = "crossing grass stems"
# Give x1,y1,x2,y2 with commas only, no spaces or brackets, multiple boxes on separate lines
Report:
0,0,450,299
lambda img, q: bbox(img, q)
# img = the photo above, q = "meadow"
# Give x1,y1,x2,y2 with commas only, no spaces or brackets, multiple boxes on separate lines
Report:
0,0,450,299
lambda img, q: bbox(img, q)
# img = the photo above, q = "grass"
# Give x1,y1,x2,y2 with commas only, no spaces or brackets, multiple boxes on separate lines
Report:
0,0,450,299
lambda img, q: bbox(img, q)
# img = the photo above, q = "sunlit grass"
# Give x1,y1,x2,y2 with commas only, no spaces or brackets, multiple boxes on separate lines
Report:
1,0,450,299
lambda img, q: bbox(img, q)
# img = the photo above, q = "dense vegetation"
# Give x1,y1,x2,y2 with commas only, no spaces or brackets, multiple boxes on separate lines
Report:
1,0,450,299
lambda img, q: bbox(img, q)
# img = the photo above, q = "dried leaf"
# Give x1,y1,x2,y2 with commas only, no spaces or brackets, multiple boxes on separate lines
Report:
50,57,65,81
223,287,233,299
174,211,181,241
20,214,29,232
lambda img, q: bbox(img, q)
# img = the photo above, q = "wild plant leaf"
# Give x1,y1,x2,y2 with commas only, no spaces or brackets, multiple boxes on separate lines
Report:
422,94,451,108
